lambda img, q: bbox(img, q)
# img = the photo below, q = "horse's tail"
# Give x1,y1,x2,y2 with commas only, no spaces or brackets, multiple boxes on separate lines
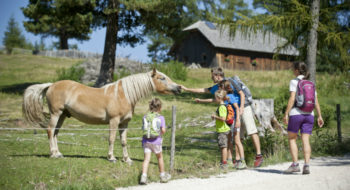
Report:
22,83,53,128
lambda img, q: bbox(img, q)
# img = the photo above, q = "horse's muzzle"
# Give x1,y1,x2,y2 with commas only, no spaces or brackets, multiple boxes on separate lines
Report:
172,85,182,95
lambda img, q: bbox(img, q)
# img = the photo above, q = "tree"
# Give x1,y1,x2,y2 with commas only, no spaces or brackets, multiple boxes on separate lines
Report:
22,0,96,49
93,0,145,87
2,16,28,54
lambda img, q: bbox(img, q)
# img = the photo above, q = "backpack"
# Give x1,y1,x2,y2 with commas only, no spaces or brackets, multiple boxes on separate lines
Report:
225,104,235,125
142,112,161,139
216,104,235,125
295,78,316,112
228,76,253,105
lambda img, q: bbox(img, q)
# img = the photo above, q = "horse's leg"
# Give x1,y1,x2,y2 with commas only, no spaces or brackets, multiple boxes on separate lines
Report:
108,117,120,162
47,113,61,158
52,113,66,158
119,121,132,165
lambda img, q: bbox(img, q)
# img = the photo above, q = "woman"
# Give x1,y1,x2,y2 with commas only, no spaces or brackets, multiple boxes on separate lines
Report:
283,61,324,174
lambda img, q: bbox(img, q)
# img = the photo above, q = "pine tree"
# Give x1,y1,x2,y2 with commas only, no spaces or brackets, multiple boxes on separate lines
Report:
22,0,96,50
2,16,27,54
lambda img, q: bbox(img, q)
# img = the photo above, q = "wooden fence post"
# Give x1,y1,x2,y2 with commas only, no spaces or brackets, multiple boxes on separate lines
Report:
170,106,176,173
336,104,342,143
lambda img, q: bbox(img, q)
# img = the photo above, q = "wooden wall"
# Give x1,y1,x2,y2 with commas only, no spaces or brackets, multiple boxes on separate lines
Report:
216,53,293,71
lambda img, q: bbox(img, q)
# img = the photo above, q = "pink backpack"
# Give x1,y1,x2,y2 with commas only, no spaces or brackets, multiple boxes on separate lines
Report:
295,79,316,112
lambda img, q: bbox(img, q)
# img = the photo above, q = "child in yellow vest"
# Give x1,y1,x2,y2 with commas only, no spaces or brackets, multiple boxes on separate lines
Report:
211,89,231,169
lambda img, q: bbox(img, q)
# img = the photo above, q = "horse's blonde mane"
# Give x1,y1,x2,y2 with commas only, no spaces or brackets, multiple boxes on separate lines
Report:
102,72,155,106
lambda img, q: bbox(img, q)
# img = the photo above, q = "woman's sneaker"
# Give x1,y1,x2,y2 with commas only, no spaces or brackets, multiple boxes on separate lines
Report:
237,160,247,170
160,173,171,183
284,163,300,174
140,174,147,185
302,165,310,175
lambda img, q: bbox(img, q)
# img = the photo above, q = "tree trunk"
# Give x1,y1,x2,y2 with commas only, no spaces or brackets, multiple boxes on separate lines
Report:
306,0,320,83
251,99,287,135
59,35,68,50
94,0,119,87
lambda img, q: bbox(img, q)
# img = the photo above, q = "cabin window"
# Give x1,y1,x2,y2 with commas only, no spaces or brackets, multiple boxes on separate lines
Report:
202,53,207,61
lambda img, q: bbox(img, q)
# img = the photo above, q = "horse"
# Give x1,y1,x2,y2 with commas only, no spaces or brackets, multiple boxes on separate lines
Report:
22,69,181,164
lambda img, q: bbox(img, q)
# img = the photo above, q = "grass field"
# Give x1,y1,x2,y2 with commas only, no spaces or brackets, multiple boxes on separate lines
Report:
0,54,349,189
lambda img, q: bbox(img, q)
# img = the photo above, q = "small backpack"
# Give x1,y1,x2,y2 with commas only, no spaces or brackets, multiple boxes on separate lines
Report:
142,112,161,139
228,76,253,105
216,104,235,125
295,78,316,112
225,104,235,125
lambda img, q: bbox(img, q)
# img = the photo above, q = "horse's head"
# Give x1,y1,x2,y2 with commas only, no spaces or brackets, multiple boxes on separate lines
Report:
151,68,181,95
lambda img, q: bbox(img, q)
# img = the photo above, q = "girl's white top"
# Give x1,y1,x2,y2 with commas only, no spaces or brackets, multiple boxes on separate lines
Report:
289,75,315,116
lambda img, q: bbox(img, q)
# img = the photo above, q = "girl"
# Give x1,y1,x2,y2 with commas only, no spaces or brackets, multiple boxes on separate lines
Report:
220,80,246,169
140,98,171,184
283,61,324,174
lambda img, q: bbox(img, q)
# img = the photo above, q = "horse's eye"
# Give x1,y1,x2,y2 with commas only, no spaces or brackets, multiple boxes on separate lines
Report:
160,77,166,80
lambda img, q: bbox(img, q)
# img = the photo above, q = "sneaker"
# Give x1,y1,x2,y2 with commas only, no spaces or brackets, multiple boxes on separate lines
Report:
284,163,300,174
160,173,171,183
220,163,228,170
236,160,247,170
302,165,310,175
254,155,264,167
140,174,147,185
232,160,238,169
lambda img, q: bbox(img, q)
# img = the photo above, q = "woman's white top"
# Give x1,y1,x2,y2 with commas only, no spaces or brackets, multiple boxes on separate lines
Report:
289,75,315,116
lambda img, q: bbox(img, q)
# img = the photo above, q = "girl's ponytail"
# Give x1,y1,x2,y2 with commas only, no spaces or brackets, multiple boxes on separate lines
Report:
293,61,310,80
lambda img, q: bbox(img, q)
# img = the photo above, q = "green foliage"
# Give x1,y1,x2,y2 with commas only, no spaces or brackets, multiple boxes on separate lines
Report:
152,61,188,81
22,0,95,49
56,63,85,82
2,16,33,54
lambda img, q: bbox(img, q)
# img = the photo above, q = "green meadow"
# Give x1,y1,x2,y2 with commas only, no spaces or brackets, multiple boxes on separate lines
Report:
0,54,349,189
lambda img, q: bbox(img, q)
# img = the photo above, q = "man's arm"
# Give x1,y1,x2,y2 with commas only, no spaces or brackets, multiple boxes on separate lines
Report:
195,98,214,103
238,91,245,115
181,85,210,94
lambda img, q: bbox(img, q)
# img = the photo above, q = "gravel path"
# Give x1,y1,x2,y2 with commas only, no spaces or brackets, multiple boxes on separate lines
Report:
119,155,350,190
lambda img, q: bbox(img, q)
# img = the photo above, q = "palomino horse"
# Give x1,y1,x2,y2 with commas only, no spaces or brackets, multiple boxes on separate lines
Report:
22,69,181,164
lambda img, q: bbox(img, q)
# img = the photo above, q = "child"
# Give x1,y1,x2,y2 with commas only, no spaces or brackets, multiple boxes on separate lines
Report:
140,98,171,184
220,80,247,169
211,89,231,169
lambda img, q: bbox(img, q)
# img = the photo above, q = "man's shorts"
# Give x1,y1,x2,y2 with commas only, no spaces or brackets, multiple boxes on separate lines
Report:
217,131,229,148
241,105,258,136
288,114,314,134
143,142,162,154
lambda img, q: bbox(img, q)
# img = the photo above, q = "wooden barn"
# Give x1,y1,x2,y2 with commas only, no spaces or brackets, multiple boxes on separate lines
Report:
170,21,299,70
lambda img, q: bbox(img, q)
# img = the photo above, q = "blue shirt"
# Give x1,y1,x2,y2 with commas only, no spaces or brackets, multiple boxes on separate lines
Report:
208,82,241,105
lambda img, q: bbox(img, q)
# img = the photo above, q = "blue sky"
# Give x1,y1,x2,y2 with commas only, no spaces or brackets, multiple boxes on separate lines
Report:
0,0,260,63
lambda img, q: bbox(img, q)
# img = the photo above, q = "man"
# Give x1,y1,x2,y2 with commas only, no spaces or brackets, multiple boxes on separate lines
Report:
181,67,263,167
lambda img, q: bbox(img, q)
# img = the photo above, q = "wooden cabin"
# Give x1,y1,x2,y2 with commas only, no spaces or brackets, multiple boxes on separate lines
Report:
170,21,299,70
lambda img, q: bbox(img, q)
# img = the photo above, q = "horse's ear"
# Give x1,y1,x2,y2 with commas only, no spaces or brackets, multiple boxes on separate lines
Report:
152,68,156,77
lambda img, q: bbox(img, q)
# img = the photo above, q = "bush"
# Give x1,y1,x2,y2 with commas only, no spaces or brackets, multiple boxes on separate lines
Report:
151,61,188,81
56,63,85,82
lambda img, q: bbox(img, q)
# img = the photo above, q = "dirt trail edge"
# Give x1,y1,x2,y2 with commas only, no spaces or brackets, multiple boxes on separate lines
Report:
119,155,350,190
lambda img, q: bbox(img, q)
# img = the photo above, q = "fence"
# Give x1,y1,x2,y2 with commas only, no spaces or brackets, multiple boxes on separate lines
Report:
38,49,102,59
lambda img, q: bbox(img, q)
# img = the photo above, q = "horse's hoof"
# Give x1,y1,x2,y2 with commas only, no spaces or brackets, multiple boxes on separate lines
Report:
125,158,133,166
51,154,64,158
108,159,117,163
